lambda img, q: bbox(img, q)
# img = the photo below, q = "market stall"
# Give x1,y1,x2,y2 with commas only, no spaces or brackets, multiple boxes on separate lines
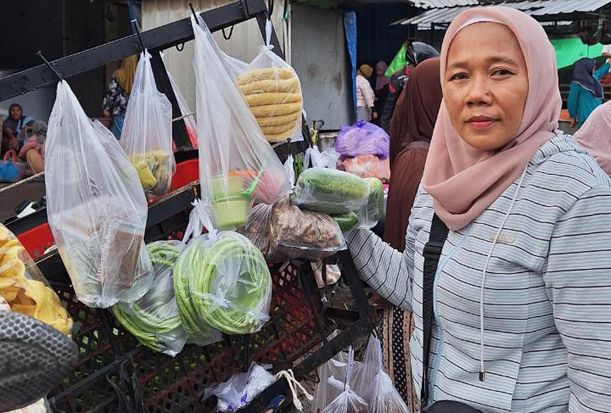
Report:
0,1,378,412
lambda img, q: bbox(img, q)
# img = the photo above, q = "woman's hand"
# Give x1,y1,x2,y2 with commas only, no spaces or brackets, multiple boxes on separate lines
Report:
569,117,576,128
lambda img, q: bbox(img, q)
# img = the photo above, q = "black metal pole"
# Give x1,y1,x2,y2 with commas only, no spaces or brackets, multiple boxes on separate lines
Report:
149,50,191,150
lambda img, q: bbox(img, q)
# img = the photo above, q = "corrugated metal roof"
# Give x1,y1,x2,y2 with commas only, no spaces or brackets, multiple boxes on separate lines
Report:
398,0,611,26
410,0,478,8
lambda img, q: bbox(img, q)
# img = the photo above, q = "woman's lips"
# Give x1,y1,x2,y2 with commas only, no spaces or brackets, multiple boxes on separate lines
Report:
467,117,498,130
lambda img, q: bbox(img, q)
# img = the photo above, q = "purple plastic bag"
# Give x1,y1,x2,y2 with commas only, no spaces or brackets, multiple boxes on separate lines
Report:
335,121,390,159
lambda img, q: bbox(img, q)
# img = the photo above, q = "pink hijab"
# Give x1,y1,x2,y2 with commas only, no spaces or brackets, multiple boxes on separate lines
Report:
422,7,562,231
575,101,611,175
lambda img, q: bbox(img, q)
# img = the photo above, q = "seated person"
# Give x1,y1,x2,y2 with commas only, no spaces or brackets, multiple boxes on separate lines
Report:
18,121,46,174
1,103,34,155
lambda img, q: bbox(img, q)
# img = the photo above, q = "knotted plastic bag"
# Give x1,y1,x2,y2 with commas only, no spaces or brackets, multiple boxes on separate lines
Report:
192,14,290,230
237,20,304,144
335,121,389,159
322,347,368,413
203,363,276,412
121,51,175,198
46,81,153,308
174,200,272,339
356,335,409,413
238,197,345,262
111,240,188,356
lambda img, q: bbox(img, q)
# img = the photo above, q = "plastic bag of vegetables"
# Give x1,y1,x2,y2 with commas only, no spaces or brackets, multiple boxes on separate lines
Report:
0,224,73,335
237,20,303,144
292,168,370,215
120,51,175,198
46,80,153,309
192,13,291,230
333,177,386,232
111,241,188,356
239,197,345,262
175,200,272,340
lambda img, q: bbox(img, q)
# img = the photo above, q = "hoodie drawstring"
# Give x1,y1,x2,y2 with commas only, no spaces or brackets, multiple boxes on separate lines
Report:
479,165,529,381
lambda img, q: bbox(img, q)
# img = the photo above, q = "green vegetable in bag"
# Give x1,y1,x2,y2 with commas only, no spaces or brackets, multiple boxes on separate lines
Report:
111,241,187,356
292,168,369,214
174,232,272,338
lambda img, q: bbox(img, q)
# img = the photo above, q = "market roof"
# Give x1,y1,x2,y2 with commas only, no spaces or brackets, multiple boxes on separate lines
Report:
396,0,611,26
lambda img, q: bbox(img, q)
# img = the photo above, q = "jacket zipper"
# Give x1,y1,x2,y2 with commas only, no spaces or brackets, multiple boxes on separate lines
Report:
428,234,468,403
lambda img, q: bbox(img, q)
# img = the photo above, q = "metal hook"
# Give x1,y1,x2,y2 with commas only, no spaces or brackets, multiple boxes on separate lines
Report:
35,51,62,81
131,19,146,52
188,2,199,22
176,42,185,52
222,25,234,40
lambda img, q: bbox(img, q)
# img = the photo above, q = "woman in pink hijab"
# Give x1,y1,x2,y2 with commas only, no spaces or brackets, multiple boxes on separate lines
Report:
347,6,611,413
574,101,611,175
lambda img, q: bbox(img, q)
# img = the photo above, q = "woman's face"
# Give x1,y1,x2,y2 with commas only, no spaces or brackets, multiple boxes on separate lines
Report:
9,105,22,120
444,22,529,151
376,65,385,77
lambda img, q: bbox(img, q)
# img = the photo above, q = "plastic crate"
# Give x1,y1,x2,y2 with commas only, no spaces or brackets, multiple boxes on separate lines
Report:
48,263,333,413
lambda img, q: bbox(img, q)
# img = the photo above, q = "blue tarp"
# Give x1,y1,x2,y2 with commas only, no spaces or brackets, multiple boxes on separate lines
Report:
343,11,357,112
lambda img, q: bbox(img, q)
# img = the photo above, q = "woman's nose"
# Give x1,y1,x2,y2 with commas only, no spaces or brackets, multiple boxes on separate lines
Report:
466,76,492,106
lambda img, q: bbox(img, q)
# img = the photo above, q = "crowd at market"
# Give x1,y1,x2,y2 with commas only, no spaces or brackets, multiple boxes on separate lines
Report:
3,4,611,413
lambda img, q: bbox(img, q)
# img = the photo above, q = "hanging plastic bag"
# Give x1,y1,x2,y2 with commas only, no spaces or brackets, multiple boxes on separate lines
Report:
192,15,291,230
111,240,188,356
292,168,370,215
356,335,409,413
0,224,73,335
45,81,153,308
239,197,345,262
335,121,390,159
313,351,353,412
284,153,296,187
121,51,175,198
203,363,276,412
322,347,368,413
237,20,304,144
165,64,198,149
174,200,272,338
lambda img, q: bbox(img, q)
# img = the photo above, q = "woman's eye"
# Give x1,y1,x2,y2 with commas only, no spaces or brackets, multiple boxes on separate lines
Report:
449,72,468,81
491,68,514,76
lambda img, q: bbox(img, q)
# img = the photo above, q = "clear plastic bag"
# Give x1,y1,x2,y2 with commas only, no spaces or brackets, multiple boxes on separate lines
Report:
45,80,153,309
322,347,368,413
0,224,73,335
339,155,390,180
165,64,198,150
174,200,272,337
239,197,345,262
352,334,382,396
292,168,370,215
121,51,175,198
203,363,276,412
111,240,188,356
356,335,409,413
237,20,303,144
192,15,291,230
332,178,385,233
313,351,349,412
